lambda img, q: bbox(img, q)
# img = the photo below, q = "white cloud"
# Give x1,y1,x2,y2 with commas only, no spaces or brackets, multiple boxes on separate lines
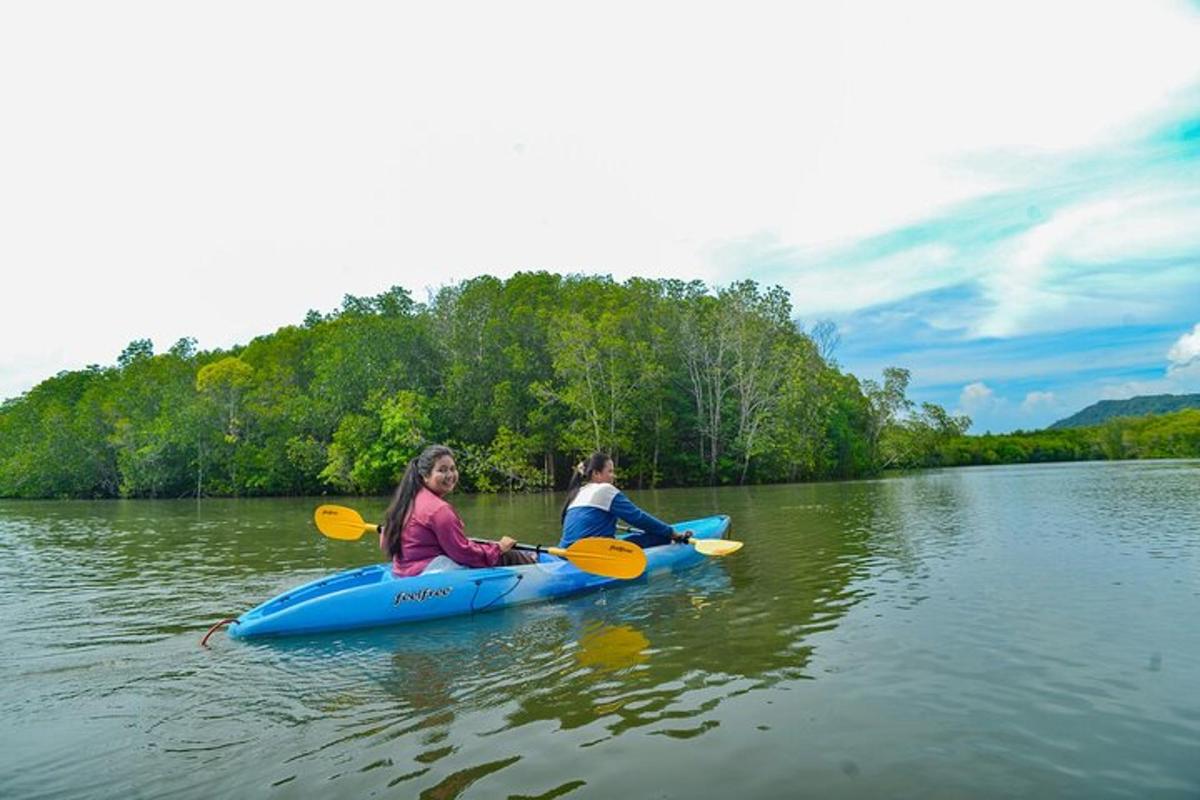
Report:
756,243,959,314
3,1,1200,401
959,382,997,412
1088,323,1200,402
1021,391,1058,412
787,0,1200,249
1167,323,1200,372
1057,190,1200,265
972,192,1200,338
1100,361,1200,401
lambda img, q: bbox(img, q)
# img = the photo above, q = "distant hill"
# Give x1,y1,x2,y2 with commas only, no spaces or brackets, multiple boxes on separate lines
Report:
1049,394,1200,429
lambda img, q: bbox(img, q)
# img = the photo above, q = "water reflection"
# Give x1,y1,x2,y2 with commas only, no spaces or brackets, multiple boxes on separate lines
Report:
575,623,650,672
3,488,879,798
10,464,1195,798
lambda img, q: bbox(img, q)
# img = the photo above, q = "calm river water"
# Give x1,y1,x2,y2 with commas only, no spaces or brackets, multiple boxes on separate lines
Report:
1,461,1198,799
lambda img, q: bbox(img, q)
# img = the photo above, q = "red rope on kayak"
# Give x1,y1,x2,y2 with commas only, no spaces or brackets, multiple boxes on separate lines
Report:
200,617,237,648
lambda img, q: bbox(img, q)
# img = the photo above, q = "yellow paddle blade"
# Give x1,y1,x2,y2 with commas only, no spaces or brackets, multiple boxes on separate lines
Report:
555,537,647,580
314,504,377,541
691,539,743,557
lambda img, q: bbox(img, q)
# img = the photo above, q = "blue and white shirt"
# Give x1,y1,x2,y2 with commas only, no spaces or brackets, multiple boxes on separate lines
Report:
559,482,674,547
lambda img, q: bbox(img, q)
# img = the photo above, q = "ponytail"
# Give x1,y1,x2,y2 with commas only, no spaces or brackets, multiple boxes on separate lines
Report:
382,444,454,559
560,451,612,522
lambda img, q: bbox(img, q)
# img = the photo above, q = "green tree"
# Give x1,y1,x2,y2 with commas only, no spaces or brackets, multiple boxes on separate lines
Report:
320,390,433,494
0,272,925,498
721,281,796,483
196,356,255,494
863,367,914,468
678,289,734,483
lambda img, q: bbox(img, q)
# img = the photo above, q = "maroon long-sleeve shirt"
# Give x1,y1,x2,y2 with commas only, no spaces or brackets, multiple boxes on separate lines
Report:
381,486,502,576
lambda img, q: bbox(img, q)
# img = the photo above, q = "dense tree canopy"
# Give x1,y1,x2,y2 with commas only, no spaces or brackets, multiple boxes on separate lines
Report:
0,273,956,499
7,273,1195,500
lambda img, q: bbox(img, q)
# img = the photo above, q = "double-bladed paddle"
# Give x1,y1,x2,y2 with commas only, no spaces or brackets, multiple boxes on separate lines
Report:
619,526,744,557
314,504,647,580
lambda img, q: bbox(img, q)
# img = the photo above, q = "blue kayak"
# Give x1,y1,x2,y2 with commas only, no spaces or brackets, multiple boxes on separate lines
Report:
229,514,731,639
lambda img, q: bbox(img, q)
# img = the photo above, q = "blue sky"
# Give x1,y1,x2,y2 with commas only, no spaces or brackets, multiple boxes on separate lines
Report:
742,102,1200,431
1,1,1199,433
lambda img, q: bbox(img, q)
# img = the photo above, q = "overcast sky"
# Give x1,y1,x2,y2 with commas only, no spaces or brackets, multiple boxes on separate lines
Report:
2,0,1199,432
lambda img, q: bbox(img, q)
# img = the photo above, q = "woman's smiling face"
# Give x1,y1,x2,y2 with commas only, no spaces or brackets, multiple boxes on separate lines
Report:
422,455,458,496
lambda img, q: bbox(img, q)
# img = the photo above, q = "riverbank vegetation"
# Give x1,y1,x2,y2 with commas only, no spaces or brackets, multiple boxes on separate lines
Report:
929,409,1200,467
1,274,966,498
8,273,1192,500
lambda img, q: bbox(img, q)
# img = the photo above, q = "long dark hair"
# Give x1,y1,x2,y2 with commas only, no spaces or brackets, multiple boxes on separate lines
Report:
560,451,612,522
382,444,454,559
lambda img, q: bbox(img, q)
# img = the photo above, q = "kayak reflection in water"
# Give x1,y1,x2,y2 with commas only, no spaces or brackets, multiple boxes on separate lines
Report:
381,444,536,576
558,452,691,549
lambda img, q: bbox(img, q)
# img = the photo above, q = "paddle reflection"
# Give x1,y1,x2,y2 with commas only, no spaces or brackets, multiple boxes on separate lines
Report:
574,622,650,672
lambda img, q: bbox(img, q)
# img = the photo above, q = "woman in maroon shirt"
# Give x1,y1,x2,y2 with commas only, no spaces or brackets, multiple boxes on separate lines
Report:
380,444,533,576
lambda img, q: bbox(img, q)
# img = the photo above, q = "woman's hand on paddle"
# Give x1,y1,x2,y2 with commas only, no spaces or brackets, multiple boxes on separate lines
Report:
497,536,518,553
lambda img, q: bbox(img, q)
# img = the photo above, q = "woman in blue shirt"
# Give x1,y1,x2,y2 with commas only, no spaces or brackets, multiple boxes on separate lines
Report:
559,452,689,549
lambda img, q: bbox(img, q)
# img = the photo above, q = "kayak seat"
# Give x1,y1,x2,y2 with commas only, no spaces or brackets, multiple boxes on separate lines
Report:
421,555,468,574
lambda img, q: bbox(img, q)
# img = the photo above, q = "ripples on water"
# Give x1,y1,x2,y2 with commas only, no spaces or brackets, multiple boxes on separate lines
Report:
1,461,1198,798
